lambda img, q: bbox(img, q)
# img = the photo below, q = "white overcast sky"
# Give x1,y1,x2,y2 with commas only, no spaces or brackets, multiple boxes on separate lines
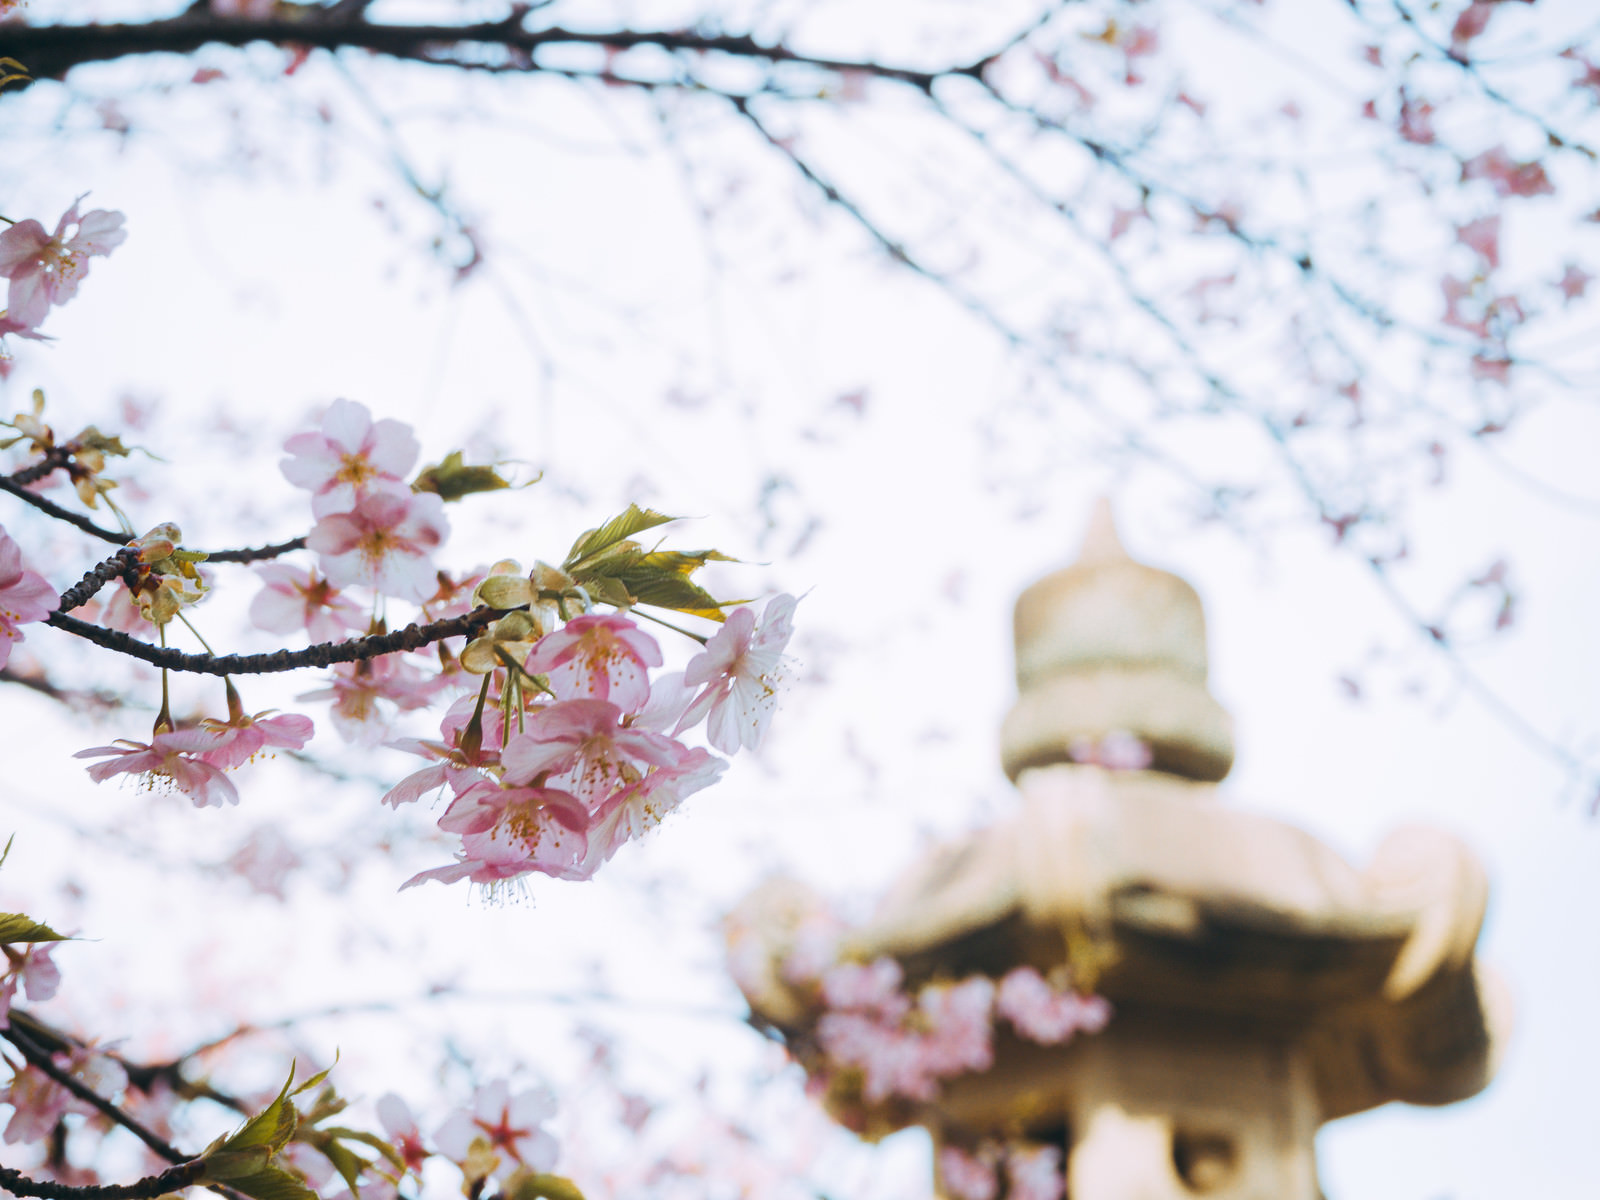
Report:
2,1,1599,1197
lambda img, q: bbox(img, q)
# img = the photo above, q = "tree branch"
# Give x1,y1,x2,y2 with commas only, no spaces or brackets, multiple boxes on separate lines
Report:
0,1161,205,1200
43,606,496,676
4,12,980,91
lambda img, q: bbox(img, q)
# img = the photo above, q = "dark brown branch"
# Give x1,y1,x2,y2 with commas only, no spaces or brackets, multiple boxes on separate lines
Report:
1,474,308,563
52,550,139,613
0,476,126,545
0,1160,204,1200
42,606,496,675
202,536,308,564
3,12,981,92
2,1015,187,1166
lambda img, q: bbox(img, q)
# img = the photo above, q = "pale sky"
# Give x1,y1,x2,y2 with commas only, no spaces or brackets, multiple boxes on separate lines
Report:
2,2,1598,1196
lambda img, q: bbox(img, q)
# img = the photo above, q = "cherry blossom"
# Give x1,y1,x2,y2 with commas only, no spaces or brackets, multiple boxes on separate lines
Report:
1066,729,1152,770
1558,263,1592,303
575,745,726,871
678,593,797,754
939,1146,999,1200
996,966,1112,1044
500,699,683,809
76,730,241,808
383,694,506,807
377,1094,431,1175
0,944,60,1027
0,525,55,668
191,709,313,770
0,1046,127,1146
1461,145,1555,198
306,490,450,602
1455,215,1500,268
916,977,996,1077
523,612,663,712
0,199,127,331
433,1081,559,1180
300,652,441,744
225,827,303,900
820,958,910,1021
249,563,365,642
1006,1144,1066,1200
281,398,419,518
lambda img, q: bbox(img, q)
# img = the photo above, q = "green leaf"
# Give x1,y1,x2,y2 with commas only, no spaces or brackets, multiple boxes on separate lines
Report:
614,573,723,618
412,451,514,502
219,1072,299,1156
564,505,677,571
314,1137,371,1196
507,1172,588,1200
583,576,635,610
224,1166,320,1200
318,1127,404,1172
0,913,68,944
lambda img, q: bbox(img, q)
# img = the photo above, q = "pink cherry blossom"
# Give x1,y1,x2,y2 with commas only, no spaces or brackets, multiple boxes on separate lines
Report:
1461,145,1555,198
1066,729,1152,770
402,830,560,893
917,977,996,1077
1559,263,1592,303
1455,214,1500,268
306,490,450,603
575,745,726,872
300,654,441,744
996,966,1112,1044
500,699,683,810
939,1146,999,1200
0,199,127,331
630,669,697,733
383,694,507,807
194,709,314,770
1006,1145,1065,1200
0,1046,127,1146
281,399,419,519
820,958,911,1022
678,593,797,754
433,1081,559,1179
225,827,303,900
76,730,241,808
524,613,663,712
0,944,61,1028
0,526,56,669
249,563,365,642
377,1094,431,1175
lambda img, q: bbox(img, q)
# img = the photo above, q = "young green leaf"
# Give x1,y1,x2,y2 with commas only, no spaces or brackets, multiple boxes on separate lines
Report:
0,913,68,944
563,505,677,570
412,451,514,501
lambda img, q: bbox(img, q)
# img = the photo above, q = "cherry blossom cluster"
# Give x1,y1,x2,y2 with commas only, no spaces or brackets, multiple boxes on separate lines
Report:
727,894,1114,1138
375,1081,561,1196
800,957,1109,1111
0,199,126,370
10,386,796,891
390,589,795,893
938,1140,1065,1200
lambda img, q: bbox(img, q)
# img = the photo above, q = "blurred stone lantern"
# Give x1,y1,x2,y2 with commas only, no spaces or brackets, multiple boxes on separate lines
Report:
728,503,1508,1200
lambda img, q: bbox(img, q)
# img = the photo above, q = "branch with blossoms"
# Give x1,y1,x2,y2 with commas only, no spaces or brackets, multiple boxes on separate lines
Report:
2,199,798,900
0,195,805,1199
11,0,1595,799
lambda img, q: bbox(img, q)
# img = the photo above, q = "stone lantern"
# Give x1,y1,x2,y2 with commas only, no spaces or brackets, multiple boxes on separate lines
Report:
728,503,1509,1199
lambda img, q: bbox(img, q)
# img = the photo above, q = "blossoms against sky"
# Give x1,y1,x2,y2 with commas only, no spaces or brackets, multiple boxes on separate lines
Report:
678,591,797,754
0,198,126,332
280,396,420,518
0,524,55,668
61,394,793,897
